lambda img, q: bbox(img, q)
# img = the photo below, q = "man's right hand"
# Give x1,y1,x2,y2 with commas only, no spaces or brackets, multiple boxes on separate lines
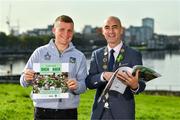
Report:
103,72,113,81
24,69,35,82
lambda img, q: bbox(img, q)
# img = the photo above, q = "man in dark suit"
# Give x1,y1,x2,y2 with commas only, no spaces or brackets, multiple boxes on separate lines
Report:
85,16,146,120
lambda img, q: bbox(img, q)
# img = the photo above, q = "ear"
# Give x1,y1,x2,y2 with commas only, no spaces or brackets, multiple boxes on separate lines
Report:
102,27,105,36
120,27,124,35
52,27,55,34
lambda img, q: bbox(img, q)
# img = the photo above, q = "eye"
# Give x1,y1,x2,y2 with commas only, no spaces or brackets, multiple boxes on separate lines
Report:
104,26,110,30
58,28,65,32
68,29,73,33
112,25,118,29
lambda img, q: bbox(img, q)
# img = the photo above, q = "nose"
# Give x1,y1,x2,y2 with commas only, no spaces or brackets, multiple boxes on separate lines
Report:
63,31,70,39
109,28,114,33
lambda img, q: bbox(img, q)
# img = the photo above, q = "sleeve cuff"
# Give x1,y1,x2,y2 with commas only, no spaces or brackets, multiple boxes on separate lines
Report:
100,72,106,82
130,84,139,93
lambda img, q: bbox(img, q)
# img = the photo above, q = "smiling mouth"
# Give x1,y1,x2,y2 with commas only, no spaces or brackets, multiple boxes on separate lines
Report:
108,34,115,38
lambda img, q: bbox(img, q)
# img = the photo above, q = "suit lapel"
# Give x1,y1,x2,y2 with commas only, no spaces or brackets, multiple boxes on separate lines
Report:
113,44,127,71
98,47,108,71
100,44,129,72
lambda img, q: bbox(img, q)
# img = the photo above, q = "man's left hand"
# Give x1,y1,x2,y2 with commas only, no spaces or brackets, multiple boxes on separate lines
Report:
67,79,78,91
116,70,140,90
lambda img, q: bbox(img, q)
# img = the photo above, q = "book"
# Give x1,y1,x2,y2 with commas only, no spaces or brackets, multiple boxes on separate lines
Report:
119,65,161,82
110,76,127,94
31,63,69,99
109,65,161,94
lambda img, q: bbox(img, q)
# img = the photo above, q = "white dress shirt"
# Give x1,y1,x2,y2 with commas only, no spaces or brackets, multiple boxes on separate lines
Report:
100,41,123,81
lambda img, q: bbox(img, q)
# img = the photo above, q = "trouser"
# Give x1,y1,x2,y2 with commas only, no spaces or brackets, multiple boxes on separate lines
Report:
100,108,114,120
34,107,77,120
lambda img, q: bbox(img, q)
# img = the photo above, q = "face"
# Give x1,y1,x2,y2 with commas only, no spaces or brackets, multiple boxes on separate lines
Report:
102,17,123,45
52,21,74,46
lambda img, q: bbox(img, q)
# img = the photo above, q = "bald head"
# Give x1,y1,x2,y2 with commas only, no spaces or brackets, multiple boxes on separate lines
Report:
103,16,122,27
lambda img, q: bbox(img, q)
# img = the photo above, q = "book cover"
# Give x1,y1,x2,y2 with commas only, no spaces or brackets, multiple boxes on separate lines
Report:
132,65,161,82
31,63,69,99
118,65,161,82
110,65,161,94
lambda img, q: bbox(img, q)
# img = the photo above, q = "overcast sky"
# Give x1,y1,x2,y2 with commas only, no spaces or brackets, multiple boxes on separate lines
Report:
0,0,180,35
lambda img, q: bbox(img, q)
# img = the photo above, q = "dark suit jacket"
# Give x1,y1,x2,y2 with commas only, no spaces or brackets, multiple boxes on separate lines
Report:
85,44,146,119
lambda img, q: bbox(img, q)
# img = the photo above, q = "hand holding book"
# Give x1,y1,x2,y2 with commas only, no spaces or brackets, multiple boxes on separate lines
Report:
116,69,139,90
118,65,161,82
110,65,161,94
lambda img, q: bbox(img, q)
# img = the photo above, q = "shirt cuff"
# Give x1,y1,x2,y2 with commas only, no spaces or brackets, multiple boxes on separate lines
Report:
130,84,139,93
100,72,106,82
72,85,79,95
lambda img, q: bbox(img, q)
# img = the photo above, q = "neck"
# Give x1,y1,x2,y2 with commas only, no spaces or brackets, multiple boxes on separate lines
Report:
108,41,121,48
55,41,69,53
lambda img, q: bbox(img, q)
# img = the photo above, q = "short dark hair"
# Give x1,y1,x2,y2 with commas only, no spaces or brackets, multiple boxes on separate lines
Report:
55,15,74,24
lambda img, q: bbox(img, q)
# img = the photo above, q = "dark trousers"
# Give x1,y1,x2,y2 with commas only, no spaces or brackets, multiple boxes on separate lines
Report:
34,107,77,120
100,108,114,120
